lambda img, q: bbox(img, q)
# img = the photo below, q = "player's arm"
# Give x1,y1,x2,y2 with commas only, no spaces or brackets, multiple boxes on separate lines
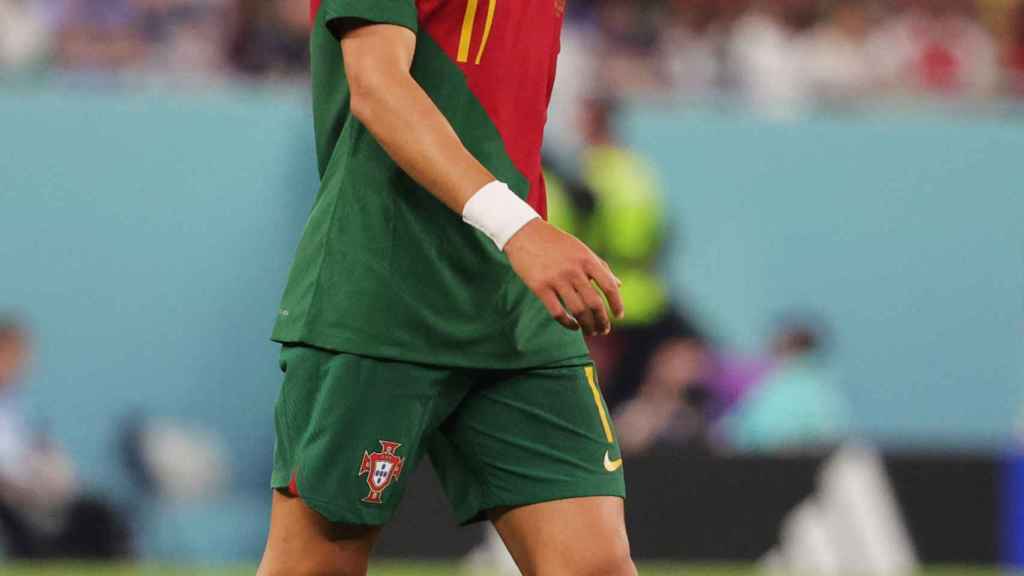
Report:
341,23,624,335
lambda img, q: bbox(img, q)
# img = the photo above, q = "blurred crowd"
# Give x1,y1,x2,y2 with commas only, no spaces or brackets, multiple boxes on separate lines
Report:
3,0,1024,108
0,0,310,82
558,0,1024,114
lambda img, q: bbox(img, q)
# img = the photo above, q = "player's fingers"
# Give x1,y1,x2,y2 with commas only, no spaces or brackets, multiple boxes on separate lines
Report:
585,259,625,320
599,257,622,285
572,276,611,336
539,288,579,331
556,281,597,336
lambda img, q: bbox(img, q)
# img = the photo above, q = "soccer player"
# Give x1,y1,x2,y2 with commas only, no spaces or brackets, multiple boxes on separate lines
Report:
258,0,634,573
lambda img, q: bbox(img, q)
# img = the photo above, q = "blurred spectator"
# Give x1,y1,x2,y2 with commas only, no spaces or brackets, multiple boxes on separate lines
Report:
1003,1,1024,94
134,0,230,79
0,0,50,72
0,317,130,559
592,0,665,96
0,319,75,517
719,316,851,452
53,0,149,73
229,0,310,80
54,0,228,79
867,0,998,97
728,0,818,116
800,0,877,106
659,0,728,100
548,6,603,151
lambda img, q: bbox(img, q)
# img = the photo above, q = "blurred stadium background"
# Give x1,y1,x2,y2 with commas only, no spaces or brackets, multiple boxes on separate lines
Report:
2,0,1024,574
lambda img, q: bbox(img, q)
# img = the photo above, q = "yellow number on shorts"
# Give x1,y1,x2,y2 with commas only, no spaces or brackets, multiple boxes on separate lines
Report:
585,366,615,443
457,0,496,64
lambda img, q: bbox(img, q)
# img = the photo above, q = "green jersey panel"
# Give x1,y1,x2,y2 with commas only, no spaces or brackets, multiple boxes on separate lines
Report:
272,0,588,369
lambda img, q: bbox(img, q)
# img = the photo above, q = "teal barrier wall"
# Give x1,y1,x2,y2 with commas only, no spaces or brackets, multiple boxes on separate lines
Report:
0,87,316,497
625,107,1024,448
2,89,1022,511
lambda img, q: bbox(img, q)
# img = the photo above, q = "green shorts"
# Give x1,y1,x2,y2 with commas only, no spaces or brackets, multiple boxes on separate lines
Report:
270,344,625,526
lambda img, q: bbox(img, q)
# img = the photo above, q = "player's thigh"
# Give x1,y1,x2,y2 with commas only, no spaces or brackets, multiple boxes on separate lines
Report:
258,490,380,576
429,363,625,525
491,496,635,576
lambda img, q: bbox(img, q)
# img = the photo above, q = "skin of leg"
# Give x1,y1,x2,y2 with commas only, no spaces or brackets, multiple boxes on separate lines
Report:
490,496,636,576
257,491,381,576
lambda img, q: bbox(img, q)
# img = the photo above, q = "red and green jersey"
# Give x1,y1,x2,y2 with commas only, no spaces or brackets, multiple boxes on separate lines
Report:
271,0,588,368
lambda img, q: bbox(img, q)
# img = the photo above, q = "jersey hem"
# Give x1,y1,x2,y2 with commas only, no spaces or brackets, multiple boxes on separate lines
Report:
270,331,591,371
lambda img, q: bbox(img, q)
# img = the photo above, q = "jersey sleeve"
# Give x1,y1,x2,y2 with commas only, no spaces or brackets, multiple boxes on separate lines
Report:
320,0,419,38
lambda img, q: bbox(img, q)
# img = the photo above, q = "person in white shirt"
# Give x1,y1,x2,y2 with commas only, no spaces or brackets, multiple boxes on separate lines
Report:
0,318,83,558
0,0,50,71
728,0,813,117
800,0,877,106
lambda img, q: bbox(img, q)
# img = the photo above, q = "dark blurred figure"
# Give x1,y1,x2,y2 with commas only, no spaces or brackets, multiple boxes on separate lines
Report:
715,315,851,452
229,0,310,80
1003,1,1024,95
0,317,130,559
549,97,711,456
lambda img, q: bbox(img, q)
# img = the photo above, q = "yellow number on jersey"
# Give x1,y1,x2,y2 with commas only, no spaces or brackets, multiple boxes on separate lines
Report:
457,0,496,64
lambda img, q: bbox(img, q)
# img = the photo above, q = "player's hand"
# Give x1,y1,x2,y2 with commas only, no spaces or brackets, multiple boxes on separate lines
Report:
505,219,625,336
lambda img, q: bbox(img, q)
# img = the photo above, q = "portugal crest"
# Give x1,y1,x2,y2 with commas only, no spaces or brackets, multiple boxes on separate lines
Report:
358,440,405,504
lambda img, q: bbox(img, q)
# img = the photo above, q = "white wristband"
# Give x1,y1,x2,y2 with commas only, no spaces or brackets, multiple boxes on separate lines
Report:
462,181,540,251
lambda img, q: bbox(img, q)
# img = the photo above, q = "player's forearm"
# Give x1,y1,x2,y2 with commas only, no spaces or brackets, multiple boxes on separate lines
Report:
347,55,492,213
339,24,623,334
341,24,541,251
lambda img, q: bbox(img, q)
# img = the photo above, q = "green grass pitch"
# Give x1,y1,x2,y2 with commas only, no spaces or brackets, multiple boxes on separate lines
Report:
0,563,1007,576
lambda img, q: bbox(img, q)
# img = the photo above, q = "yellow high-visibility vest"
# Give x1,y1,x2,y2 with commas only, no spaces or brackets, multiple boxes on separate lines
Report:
545,144,668,326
